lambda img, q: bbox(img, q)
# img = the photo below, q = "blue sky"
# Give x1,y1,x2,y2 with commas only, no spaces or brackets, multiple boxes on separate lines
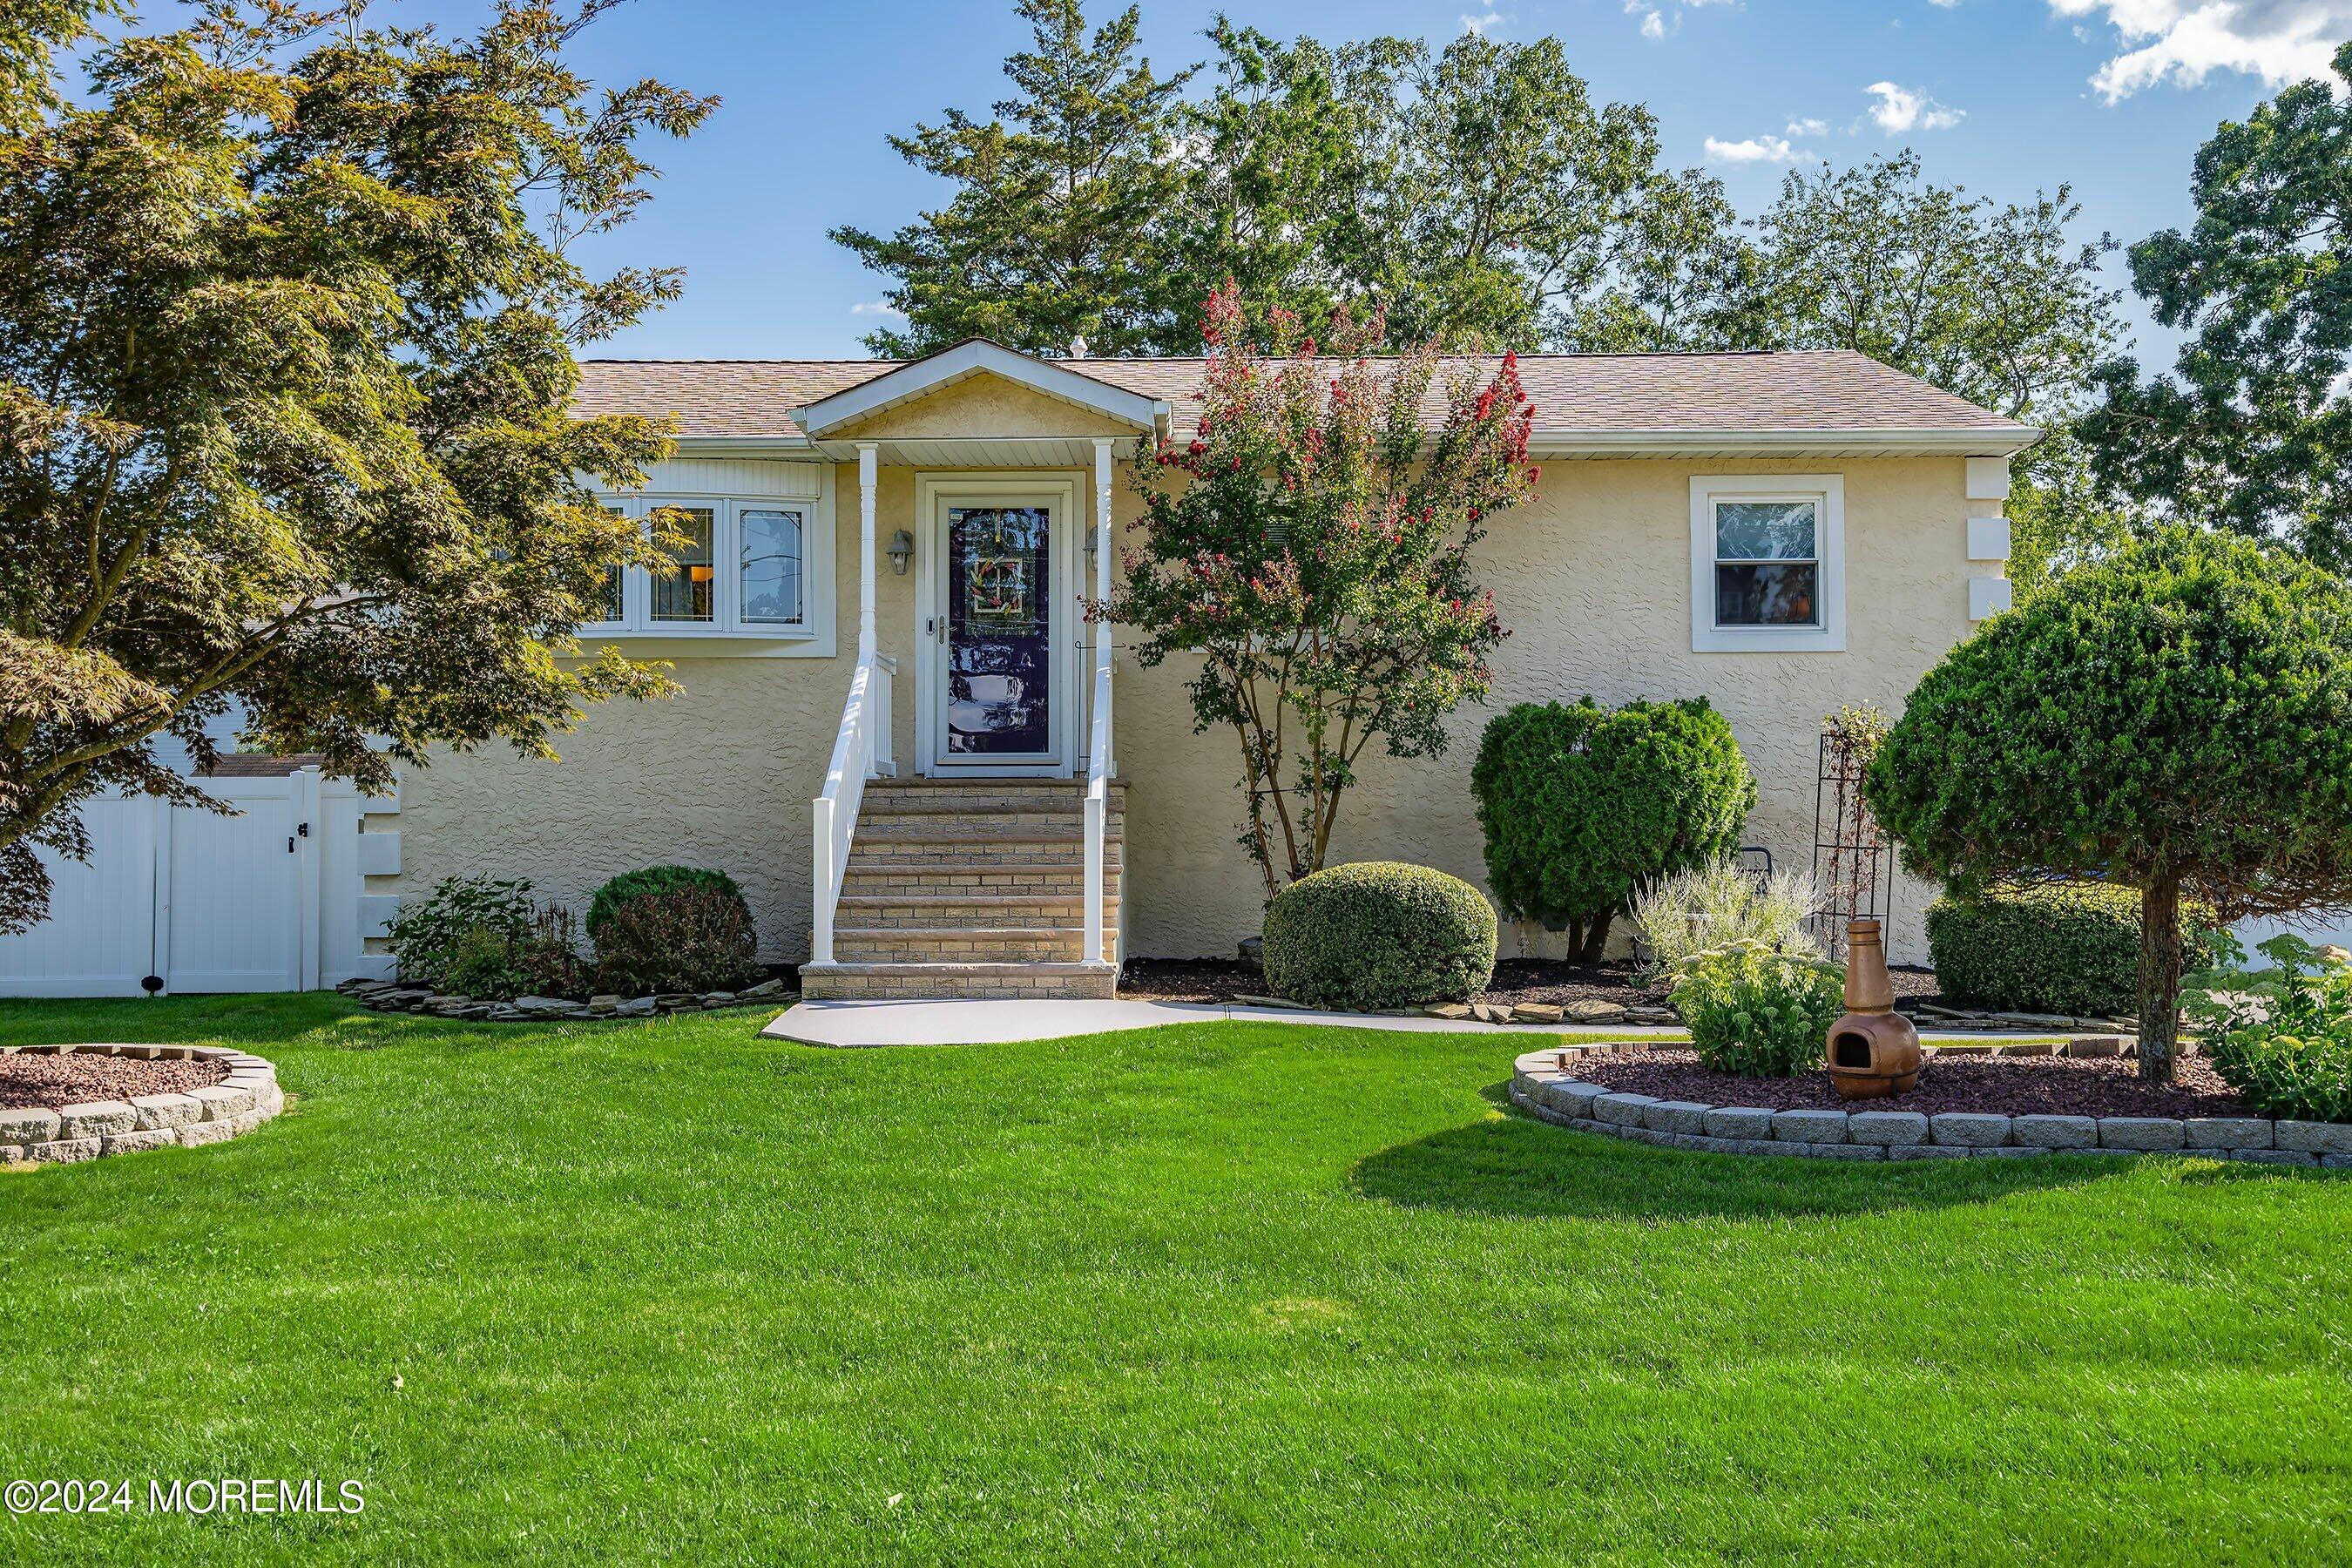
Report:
395,0,2347,362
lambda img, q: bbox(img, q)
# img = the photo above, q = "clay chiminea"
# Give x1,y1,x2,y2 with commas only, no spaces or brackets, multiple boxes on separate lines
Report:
1827,918,1921,1099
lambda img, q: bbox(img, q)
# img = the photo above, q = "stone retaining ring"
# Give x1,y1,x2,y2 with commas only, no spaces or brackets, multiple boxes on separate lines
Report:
0,1044,283,1166
1510,1045,2352,1168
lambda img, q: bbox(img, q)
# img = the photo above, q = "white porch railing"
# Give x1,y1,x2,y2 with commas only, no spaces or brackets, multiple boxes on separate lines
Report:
812,443,893,967
1084,439,1116,967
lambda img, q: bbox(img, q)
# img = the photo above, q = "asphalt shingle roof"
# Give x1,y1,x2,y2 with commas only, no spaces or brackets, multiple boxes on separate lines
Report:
572,348,2028,443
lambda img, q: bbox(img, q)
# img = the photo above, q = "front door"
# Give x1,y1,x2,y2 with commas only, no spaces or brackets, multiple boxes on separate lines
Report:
922,483,1073,774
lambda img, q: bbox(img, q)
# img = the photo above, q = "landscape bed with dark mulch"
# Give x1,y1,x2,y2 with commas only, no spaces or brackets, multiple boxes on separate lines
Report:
1120,956,1946,1011
0,1052,227,1112
1549,1046,2249,1119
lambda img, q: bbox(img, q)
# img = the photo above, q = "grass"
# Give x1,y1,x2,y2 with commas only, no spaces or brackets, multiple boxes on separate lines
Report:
3,996,2349,1565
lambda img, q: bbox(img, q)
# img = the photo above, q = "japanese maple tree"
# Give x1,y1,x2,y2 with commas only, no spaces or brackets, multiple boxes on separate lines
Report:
1114,284,1537,897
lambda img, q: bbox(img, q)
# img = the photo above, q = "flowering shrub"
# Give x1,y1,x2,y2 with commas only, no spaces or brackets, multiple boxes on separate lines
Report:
2185,934,2352,1123
1669,939,1846,1078
1115,282,1538,897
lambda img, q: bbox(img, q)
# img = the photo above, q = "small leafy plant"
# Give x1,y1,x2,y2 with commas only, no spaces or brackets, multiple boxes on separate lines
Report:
1669,939,1846,1078
2185,933,2352,1124
385,875,540,990
395,885,585,1001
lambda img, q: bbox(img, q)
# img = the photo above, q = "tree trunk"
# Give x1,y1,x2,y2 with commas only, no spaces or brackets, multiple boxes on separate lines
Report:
1577,912,1614,965
2137,870,2184,1084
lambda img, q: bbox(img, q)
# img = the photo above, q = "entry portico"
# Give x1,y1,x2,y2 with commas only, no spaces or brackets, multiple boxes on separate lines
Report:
791,342,1169,997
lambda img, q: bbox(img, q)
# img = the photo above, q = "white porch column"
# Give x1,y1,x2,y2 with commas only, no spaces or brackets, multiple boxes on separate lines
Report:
1093,437,1113,774
856,442,879,655
1092,440,1112,623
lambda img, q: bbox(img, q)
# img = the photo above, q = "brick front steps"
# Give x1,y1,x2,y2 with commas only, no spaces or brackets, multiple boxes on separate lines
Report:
1,1044,281,1166
803,776,1124,1001
1511,1044,2352,1166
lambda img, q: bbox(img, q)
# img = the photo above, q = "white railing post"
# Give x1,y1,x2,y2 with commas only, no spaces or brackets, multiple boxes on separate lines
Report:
809,442,891,970
811,796,836,965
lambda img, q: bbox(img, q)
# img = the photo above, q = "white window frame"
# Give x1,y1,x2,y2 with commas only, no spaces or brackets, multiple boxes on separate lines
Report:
579,464,836,657
1690,474,1845,653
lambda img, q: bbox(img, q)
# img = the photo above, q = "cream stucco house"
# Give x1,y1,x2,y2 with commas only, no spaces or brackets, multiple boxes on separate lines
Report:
386,340,2037,997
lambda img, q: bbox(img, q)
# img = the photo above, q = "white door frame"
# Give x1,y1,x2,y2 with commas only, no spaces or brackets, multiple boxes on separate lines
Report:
912,470,1085,777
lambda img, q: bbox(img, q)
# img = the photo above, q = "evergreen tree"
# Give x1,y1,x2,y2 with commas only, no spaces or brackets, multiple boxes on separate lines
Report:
830,0,1193,357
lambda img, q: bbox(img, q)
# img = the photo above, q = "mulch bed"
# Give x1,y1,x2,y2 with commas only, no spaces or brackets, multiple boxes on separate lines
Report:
1119,956,1947,1012
1554,1047,2247,1119
0,1053,227,1112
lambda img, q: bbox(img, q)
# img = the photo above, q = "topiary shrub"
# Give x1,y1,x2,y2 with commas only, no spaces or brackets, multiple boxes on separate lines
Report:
586,865,747,940
1471,697,1756,962
1926,882,2216,1019
1867,526,2352,1080
590,887,763,997
1260,862,1497,1010
1669,940,1847,1078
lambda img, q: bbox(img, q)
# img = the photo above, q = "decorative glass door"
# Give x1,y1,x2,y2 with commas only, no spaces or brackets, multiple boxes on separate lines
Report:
943,504,1052,758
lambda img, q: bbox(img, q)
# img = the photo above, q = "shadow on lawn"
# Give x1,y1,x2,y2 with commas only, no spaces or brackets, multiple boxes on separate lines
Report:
1350,1085,2133,1221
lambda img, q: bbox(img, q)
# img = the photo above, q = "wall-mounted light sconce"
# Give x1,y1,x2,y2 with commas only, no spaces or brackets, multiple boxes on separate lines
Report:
887,529,915,576
1084,529,1099,577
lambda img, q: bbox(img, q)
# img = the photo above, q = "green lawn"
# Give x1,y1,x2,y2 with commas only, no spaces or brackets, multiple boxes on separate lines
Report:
3,997,2349,1565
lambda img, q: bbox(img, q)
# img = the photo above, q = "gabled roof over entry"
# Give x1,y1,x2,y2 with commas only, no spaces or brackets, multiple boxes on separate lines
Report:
790,339,1168,440
574,343,2040,457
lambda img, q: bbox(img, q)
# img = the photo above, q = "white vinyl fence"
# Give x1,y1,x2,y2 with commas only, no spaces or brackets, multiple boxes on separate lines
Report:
0,768,397,997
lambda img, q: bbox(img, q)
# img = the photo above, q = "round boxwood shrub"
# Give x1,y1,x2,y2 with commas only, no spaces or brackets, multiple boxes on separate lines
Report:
1471,697,1755,962
587,865,747,939
1925,882,2216,1019
1260,862,1497,1010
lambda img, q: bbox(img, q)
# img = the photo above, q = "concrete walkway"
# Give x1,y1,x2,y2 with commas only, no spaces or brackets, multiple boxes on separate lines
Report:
760,997,2087,1051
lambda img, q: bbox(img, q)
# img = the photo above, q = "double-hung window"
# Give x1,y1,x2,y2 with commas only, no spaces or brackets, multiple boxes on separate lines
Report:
1690,475,1846,652
581,465,832,652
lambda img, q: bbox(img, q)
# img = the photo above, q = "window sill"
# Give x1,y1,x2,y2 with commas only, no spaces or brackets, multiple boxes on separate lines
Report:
1692,624,1847,654
571,629,835,659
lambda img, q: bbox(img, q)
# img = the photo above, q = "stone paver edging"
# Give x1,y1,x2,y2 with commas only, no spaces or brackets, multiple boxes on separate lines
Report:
2,1044,282,1166
339,976,789,1022
1511,1044,2352,1167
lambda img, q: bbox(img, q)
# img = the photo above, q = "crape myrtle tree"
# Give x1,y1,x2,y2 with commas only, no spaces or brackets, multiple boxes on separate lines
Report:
0,0,713,932
1112,283,1537,898
1865,529,2352,1082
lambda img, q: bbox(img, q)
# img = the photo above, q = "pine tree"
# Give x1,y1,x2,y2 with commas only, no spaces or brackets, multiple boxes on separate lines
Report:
830,0,1193,357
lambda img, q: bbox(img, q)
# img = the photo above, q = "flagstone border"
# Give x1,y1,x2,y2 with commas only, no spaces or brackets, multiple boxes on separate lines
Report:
1509,1044,2352,1167
0,1044,282,1166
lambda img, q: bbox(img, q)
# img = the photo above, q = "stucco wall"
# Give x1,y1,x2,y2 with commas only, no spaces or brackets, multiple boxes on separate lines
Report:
393,449,1998,966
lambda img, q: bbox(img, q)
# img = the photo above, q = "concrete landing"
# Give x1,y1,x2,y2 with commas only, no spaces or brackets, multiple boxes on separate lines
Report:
760,998,2080,1051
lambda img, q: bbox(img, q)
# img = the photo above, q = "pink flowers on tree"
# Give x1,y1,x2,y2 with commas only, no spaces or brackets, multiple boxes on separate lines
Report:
1112,282,1539,895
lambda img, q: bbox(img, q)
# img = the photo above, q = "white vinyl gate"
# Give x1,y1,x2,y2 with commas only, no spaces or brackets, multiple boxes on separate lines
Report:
0,768,398,997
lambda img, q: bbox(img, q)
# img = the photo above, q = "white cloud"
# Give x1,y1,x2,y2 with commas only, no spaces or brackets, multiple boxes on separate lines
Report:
2047,0,2352,100
850,301,908,320
1706,132,1808,163
1627,0,1737,42
1460,8,1508,34
1864,81,1967,131
1786,115,1831,136
1928,0,1963,8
